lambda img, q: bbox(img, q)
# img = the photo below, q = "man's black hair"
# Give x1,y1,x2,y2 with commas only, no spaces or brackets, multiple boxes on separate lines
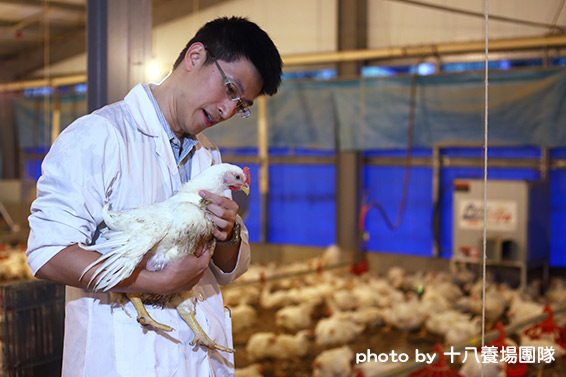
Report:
173,16,283,96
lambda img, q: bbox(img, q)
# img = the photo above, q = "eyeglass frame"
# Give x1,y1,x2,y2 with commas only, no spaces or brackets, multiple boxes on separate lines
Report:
207,50,251,119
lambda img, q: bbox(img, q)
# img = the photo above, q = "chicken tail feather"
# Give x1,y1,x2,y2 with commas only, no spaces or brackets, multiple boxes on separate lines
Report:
79,234,159,291
101,202,119,229
83,248,141,291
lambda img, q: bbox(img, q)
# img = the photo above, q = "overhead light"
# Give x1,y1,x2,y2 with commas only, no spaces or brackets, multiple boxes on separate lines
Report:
147,61,160,81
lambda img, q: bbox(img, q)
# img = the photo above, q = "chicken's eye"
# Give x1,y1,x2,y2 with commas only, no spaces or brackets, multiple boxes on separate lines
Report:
236,175,240,179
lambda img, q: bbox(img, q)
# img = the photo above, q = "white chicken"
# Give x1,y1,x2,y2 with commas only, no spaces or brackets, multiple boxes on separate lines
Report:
351,285,382,309
424,281,464,304
230,303,257,333
386,266,406,289
260,284,294,309
450,263,477,286
234,363,264,377
425,309,472,336
245,330,311,361
335,307,385,329
317,244,342,266
372,285,405,309
469,291,506,324
352,360,399,377
278,330,311,358
78,163,250,352
326,289,358,311
506,296,544,327
311,345,354,377
444,316,482,346
546,278,566,306
275,303,315,332
459,357,506,377
222,284,261,306
287,285,326,306
383,298,426,332
245,332,280,361
314,315,364,347
0,249,34,280
519,334,566,362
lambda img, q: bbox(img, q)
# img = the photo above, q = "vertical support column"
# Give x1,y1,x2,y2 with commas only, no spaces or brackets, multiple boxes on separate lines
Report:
335,0,367,257
432,146,440,258
337,0,368,77
87,0,152,112
257,96,270,243
0,94,19,179
51,88,60,144
540,146,549,180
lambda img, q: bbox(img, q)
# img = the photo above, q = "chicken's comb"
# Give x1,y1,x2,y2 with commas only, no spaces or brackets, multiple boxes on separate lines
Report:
243,166,251,186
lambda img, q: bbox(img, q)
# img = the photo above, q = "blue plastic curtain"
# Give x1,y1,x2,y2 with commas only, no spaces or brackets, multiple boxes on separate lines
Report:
204,68,566,149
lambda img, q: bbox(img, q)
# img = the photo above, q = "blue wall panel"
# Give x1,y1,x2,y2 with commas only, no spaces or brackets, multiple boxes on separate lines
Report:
363,165,433,256
550,168,566,267
268,164,336,246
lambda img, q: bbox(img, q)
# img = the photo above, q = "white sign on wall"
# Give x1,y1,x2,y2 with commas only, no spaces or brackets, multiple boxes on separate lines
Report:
457,200,518,232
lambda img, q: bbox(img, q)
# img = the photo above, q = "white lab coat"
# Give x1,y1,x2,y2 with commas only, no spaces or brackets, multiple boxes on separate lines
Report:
27,83,250,377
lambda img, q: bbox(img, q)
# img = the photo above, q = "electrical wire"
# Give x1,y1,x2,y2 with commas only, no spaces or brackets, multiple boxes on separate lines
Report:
549,0,566,35
361,68,418,232
481,1,490,376
387,0,566,33
42,0,50,149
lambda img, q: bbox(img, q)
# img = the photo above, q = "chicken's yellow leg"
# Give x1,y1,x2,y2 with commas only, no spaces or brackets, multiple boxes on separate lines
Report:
177,305,235,353
126,293,174,332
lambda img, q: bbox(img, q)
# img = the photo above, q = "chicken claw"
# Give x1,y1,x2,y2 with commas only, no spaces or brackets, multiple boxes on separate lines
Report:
127,293,174,332
177,305,235,353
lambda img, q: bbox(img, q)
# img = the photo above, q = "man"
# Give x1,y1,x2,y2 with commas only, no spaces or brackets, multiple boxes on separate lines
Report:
27,16,282,377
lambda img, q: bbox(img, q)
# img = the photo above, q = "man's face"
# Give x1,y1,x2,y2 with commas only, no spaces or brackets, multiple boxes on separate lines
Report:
173,51,263,139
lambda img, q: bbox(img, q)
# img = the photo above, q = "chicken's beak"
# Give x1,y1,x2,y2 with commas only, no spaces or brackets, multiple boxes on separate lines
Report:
241,183,250,195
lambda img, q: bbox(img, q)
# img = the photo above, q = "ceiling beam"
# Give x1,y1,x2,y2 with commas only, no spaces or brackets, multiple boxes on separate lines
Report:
283,34,566,66
152,0,231,26
0,28,85,82
0,0,233,82
0,0,85,12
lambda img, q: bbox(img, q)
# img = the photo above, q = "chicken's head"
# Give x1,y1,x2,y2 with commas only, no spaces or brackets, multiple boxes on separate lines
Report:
224,166,250,195
184,163,251,196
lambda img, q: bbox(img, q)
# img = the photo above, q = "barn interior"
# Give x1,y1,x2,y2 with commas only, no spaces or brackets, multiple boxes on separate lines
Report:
0,1,566,376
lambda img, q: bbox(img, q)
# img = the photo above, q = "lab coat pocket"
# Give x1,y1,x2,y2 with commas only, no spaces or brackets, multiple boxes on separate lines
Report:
113,306,179,377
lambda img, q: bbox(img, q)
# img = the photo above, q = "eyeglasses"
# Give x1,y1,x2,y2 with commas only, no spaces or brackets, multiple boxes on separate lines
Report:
209,52,251,119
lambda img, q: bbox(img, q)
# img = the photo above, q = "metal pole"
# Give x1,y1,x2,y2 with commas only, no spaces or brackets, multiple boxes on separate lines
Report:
87,0,108,113
432,146,440,258
257,96,269,243
282,35,566,66
51,87,60,144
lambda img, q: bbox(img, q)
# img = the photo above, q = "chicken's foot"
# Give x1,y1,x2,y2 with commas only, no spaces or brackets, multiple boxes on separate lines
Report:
126,293,174,332
177,306,235,353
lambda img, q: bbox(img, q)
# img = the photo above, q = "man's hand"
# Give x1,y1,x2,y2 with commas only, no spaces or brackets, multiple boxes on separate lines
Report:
199,190,239,241
154,249,212,294
199,190,241,273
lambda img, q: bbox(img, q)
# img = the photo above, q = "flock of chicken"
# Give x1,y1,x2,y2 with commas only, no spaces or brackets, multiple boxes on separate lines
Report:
223,246,566,377
0,243,34,282
0,241,565,376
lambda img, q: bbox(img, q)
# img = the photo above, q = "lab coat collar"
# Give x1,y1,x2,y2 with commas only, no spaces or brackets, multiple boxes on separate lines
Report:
124,83,163,137
124,84,182,189
123,84,217,185
191,134,216,178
